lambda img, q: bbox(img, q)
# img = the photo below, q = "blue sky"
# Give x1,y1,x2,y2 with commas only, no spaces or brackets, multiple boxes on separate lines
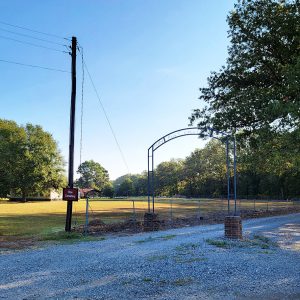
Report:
0,0,235,180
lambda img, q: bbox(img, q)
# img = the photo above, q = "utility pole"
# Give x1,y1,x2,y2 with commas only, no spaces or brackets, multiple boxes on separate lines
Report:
65,36,77,232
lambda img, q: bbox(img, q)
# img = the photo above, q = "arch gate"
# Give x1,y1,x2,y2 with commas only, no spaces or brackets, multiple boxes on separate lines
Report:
147,127,237,215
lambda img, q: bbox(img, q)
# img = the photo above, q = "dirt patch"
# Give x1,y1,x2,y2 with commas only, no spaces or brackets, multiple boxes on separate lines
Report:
2,207,300,251
75,206,300,236
0,236,37,252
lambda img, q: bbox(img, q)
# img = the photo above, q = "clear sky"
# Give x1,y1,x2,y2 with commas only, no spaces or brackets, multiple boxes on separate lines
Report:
0,0,235,180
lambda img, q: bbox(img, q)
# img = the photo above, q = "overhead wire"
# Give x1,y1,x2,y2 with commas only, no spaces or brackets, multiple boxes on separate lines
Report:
79,46,84,166
1,31,128,174
0,27,68,47
0,58,70,73
79,47,130,174
0,35,68,53
0,20,69,41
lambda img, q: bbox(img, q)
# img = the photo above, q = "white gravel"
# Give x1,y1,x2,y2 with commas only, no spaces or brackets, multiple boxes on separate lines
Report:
1,213,300,299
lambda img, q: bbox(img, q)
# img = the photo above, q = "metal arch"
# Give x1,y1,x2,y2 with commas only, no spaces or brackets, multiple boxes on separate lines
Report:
147,127,237,216
149,127,229,152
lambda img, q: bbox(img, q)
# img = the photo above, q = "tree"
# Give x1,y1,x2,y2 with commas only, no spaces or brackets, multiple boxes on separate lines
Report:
237,129,300,198
182,140,227,197
155,159,184,196
113,173,148,196
117,178,134,196
75,160,109,191
190,0,300,136
0,120,26,197
0,119,66,199
133,172,148,196
102,182,114,198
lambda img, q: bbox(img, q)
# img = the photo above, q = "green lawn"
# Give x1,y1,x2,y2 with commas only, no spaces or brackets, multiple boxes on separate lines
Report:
0,198,298,240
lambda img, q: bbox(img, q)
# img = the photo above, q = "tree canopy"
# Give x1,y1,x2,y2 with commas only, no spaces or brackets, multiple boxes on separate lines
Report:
190,0,300,136
0,119,66,199
75,160,110,191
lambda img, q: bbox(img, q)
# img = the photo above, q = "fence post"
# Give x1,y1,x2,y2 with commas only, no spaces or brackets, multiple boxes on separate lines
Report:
170,198,173,225
85,196,89,235
132,198,136,221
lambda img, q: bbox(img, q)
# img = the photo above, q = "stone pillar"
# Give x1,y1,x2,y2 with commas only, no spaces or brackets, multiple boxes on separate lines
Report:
224,216,242,239
144,213,160,231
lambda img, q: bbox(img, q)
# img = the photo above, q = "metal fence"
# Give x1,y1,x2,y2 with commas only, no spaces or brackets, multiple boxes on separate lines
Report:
72,197,300,232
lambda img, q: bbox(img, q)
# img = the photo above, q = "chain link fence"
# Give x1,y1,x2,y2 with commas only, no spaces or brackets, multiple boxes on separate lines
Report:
72,196,300,233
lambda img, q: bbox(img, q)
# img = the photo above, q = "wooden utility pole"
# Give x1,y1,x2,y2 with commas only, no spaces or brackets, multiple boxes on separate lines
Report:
65,36,77,232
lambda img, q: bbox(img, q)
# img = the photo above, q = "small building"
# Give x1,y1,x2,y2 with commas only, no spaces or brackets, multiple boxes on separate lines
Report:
79,188,94,198
9,189,62,201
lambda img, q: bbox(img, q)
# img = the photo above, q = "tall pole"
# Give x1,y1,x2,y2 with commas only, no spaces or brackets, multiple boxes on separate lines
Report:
147,148,150,213
65,36,77,232
233,136,237,215
226,137,230,214
152,148,155,213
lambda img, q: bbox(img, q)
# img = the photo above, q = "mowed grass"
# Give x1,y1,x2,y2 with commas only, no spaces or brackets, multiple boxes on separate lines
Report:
0,198,172,237
0,198,297,239
0,199,146,237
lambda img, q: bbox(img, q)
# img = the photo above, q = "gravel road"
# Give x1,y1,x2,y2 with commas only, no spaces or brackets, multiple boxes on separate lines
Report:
1,213,300,299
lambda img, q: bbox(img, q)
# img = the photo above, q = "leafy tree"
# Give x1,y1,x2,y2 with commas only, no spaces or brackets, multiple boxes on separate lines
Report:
133,172,148,196
0,120,26,197
0,119,66,199
190,0,300,136
115,178,134,196
102,182,114,198
155,159,184,196
75,160,109,191
237,129,300,198
182,140,227,197
113,173,148,196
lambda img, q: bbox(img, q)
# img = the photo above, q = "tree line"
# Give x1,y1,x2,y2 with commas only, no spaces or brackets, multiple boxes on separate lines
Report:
111,135,300,199
2,119,298,200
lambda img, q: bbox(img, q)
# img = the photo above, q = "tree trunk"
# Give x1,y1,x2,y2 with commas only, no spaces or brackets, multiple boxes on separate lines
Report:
21,190,27,202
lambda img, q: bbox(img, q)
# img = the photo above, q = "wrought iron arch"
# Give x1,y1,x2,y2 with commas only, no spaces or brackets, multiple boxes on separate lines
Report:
147,127,237,215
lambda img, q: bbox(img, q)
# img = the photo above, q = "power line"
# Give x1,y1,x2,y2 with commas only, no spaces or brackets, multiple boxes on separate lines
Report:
0,35,67,53
0,58,70,73
0,27,68,47
0,20,69,41
81,51,130,174
79,47,84,166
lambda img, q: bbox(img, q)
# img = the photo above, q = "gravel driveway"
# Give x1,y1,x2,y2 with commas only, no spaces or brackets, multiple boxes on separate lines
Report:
1,213,300,299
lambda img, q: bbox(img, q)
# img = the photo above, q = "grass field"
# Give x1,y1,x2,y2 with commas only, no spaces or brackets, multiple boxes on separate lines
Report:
0,197,298,240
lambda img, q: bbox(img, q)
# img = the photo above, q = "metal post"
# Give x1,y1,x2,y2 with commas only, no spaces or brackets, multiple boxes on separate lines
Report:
233,136,237,215
152,148,155,213
132,197,136,222
170,198,173,223
85,196,89,235
65,36,77,232
226,138,230,215
147,148,150,213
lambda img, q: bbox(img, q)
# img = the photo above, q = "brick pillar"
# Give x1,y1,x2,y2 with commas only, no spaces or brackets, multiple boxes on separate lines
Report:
224,216,242,239
144,212,160,231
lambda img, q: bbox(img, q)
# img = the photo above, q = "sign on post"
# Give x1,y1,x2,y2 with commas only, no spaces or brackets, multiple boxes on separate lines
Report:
63,188,79,201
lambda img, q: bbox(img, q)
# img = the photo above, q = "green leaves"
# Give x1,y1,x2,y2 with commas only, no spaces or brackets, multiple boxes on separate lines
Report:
75,160,109,192
0,119,66,199
190,0,300,135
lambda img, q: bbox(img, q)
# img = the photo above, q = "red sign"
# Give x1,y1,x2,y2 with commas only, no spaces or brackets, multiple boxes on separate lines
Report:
63,188,79,201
